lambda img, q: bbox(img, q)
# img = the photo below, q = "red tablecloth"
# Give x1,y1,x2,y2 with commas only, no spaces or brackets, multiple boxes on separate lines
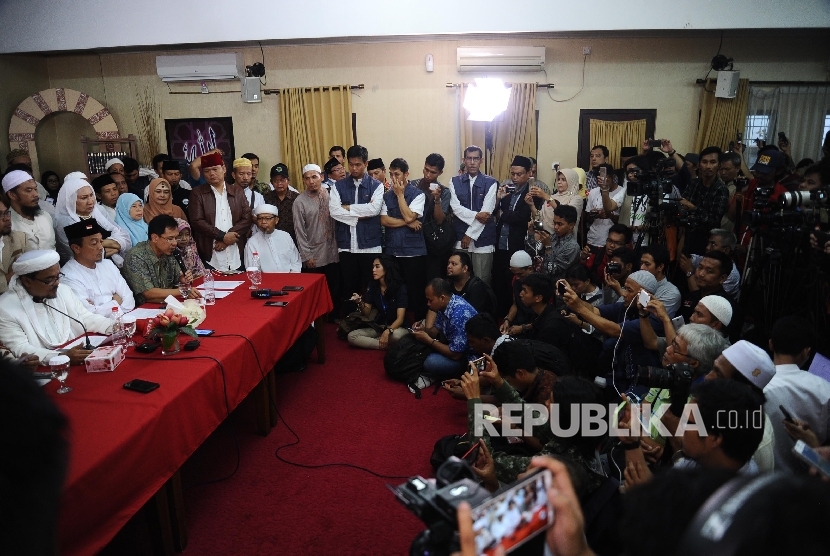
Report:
49,273,332,556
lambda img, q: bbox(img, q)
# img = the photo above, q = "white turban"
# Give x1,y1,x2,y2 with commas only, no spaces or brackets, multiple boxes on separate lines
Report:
253,204,279,217
12,249,60,275
302,164,321,175
1,170,33,192
64,171,87,182
105,158,123,170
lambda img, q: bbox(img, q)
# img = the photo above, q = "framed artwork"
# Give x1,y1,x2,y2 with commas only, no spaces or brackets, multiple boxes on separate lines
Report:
164,117,235,167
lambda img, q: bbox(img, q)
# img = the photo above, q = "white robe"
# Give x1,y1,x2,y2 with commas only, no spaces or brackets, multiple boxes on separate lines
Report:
61,258,136,317
0,280,113,362
10,208,56,251
245,230,301,273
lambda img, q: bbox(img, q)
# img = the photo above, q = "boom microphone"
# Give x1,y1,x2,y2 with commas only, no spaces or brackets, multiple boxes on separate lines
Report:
37,299,94,350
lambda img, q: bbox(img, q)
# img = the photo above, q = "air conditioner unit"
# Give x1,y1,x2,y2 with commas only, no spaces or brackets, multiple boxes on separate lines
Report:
457,47,546,73
156,53,244,83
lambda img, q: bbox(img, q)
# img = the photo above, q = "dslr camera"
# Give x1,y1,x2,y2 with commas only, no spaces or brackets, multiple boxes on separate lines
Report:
637,362,694,392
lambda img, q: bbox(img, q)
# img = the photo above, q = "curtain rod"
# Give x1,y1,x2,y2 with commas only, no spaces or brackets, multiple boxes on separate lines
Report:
263,84,364,95
446,82,554,89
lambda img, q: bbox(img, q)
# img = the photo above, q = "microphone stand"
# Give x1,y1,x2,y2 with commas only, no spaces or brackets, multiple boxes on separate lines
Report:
39,299,94,350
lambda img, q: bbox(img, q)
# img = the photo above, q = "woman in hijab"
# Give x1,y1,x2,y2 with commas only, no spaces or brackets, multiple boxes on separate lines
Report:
54,178,132,265
175,218,205,280
143,178,187,223
115,193,148,249
525,168,583,237
40,170,61,206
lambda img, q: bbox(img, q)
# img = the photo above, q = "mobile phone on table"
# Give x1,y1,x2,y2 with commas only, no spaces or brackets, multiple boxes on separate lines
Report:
282,286,304,291
195,329,214,336
124,379,160,393
793,440,830,478
779,404,795,422
264,301,289,307
469,468,554,555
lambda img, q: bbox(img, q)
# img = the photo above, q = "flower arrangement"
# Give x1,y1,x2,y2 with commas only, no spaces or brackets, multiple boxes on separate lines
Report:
149,308,198,354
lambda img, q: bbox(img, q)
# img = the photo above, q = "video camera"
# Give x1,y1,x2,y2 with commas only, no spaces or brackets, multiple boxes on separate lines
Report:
637,362,694,392
780,188,829,210
390,456,490,555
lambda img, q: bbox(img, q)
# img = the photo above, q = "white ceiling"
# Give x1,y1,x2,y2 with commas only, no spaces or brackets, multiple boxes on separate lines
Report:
1,0,828,54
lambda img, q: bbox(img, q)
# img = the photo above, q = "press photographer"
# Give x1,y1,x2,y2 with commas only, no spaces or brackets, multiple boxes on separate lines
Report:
678,147,730,255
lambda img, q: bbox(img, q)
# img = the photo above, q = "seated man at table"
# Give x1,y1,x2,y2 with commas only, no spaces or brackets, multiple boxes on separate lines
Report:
244,204,301,272
122,214,201,305
61,219,136,317
0,250,114,365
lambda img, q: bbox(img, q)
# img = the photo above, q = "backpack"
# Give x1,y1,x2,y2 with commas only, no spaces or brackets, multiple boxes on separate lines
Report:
510,339,574,377
383,334,431,386
429,433,476,470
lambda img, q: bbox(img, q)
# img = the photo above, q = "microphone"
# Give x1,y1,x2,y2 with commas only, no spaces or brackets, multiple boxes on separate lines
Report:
251,289,286,299
37,299,94,350
173,248,188,275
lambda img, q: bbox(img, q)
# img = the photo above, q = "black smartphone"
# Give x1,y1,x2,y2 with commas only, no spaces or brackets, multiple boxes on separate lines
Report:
282,286,304,291
264,301,289,307
557,281,566,296
124,379,160,393
648,139,663,148
778,131,788,143
195,329,214,336
779,404,794,422
135,341,159,353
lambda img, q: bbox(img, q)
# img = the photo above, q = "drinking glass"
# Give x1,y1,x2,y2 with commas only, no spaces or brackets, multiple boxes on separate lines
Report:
49,355,72,394
179,281,192,299
247,267,262,289
122,316,137,347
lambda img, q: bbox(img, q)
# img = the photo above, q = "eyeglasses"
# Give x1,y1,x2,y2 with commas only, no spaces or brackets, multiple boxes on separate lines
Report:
0,210,11,219
33,272,64,286
668,338,690,358
161,235,179,243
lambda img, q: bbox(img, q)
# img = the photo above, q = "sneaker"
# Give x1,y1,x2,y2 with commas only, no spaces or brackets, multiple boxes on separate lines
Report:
408,375,433,394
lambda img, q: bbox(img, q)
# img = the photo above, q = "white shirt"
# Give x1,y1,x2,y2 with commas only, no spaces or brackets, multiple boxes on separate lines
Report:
11,208,56,251
0,280,113,362
245,229,301,273
207,185,242,271
449,175,498,254
61,258,136,317
380,190,426,258
764,363,830,473
586,186,626,247
99,203,117,223
328,178,384,254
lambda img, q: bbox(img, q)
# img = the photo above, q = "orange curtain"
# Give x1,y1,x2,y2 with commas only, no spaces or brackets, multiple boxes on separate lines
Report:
694,78,750,153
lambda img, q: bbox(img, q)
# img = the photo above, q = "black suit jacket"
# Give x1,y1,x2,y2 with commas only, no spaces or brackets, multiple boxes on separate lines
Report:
496,185,538,252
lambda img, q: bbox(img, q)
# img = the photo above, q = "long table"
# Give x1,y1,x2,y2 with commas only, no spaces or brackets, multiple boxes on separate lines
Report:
47,273,332,556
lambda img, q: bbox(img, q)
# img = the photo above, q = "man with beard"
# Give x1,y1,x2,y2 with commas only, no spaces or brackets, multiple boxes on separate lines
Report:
0,250,113,365
0,197,28,294
2,170,56,251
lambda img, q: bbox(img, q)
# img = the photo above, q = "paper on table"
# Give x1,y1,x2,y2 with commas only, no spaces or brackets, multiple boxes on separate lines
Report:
126,308,164,319
196,288,233,298
212,280,245,290
809,353,830,383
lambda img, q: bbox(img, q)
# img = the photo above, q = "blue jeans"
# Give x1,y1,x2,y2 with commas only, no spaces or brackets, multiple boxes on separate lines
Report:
423,353,466,379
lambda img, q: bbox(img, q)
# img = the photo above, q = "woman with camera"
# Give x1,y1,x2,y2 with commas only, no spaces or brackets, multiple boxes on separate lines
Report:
525,168,583,239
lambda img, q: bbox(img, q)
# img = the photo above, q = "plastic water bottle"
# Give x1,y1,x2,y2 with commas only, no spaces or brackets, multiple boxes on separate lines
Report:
111,306,126,346
203,270,216,305
247,252,262,289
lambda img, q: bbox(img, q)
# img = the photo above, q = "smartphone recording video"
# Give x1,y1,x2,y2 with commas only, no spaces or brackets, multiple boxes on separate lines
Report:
470,468,553,555
470,356,486,374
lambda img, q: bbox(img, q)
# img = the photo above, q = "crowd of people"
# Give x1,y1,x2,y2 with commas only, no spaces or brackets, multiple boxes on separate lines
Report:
2,130,830,553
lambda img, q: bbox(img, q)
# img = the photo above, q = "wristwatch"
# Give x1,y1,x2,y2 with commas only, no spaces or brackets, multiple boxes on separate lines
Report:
685,270,694,278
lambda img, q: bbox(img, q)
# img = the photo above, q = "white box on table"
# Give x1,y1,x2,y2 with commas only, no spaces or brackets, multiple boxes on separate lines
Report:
84,345,125,373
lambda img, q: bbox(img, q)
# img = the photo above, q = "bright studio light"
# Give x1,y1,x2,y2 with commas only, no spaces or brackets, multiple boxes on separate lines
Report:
463,78,511,122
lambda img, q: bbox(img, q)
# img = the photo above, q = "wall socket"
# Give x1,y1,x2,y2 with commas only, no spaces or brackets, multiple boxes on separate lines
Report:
551,161,560,170
582,46,592,55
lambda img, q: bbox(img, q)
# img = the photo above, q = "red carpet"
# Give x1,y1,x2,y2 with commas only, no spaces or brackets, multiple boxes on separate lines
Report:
102,322,469,555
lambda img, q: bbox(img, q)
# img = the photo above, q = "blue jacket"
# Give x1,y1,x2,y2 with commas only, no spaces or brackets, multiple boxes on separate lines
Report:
451,173,498,247
334,174,382,250
383,185,427,256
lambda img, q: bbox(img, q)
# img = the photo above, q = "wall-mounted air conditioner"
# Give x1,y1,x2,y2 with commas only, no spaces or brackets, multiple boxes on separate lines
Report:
457,47,546,73
156,53,244,82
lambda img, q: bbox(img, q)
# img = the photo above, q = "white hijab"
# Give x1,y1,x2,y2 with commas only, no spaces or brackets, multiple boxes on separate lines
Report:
55,178,107,225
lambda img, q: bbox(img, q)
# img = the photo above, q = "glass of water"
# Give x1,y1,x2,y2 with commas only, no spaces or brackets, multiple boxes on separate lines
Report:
49,355,72,394
179,281,192,299
122,315,137,347
247,267,262,289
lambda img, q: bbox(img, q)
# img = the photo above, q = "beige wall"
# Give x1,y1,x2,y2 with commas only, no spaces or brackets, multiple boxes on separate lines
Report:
2,31,828,183
0,54,49,170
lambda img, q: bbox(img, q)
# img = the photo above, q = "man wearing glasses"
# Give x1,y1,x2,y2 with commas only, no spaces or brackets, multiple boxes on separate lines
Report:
123,214,201,305
0,197,28,294
0,249,114,365
449,146,499,286
244,204,300,272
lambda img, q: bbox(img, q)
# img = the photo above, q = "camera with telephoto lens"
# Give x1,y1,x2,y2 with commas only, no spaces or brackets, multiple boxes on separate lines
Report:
780,188,829,210
637,362,694,391
390,456,491,556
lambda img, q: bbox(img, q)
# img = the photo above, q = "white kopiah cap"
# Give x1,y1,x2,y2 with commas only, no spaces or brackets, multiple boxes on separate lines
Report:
698,295,732,326
722,340,776,389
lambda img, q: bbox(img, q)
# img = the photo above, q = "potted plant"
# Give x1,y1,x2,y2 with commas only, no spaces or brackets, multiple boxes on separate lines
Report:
149,308,198,355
